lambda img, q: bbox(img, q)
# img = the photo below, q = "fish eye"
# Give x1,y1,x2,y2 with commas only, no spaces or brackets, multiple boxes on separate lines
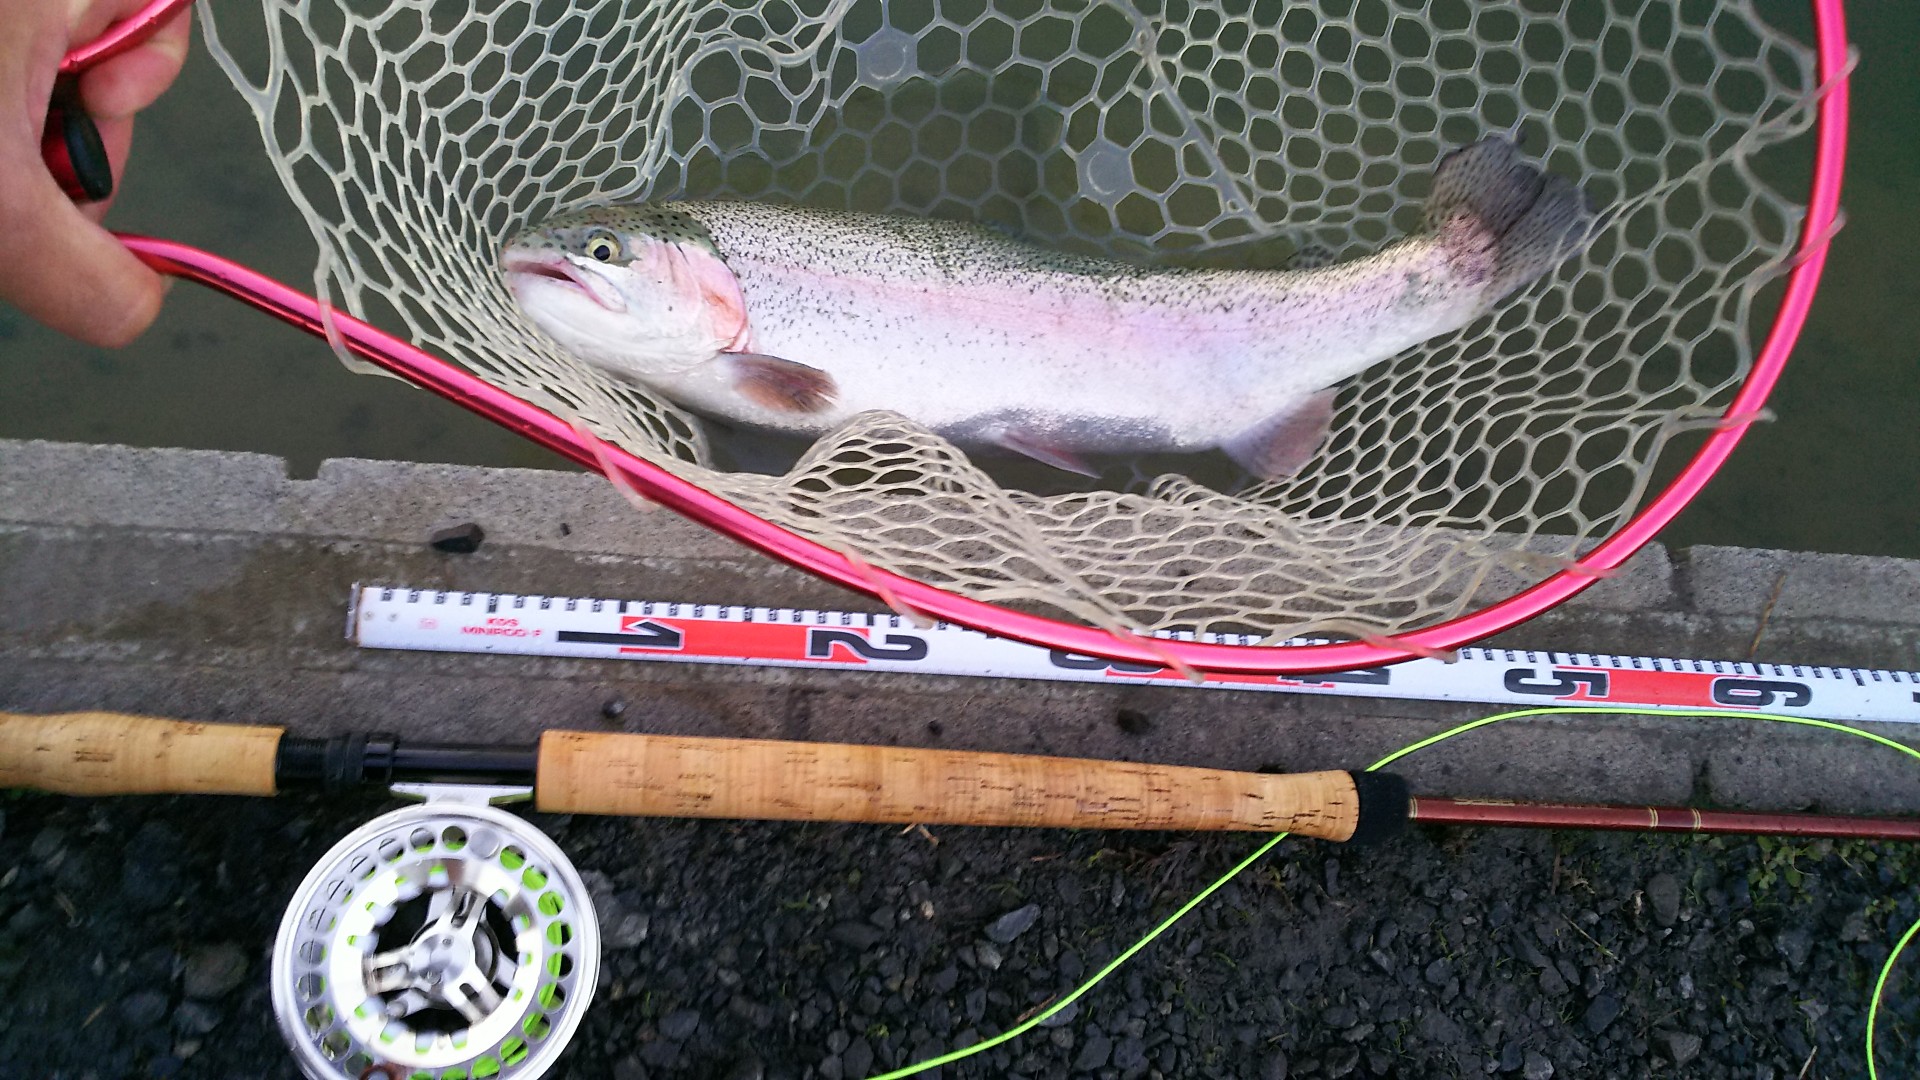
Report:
584,231,620,262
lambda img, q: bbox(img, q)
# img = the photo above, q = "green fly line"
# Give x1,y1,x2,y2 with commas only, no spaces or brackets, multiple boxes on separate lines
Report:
866,706,1920,1080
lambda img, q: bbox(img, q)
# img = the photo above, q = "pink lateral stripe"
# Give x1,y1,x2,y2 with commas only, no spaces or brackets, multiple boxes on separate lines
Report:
92,0,1848,675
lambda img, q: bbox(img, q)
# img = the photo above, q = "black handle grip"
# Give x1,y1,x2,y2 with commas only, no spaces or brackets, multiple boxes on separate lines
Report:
43,84,114,203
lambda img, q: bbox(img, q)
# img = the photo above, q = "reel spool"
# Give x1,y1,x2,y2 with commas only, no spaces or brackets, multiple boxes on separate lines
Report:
270,785,600,1080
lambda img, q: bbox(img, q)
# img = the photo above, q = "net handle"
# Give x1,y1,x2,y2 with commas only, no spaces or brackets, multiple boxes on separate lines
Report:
76,1,1850,676
58,0,195,77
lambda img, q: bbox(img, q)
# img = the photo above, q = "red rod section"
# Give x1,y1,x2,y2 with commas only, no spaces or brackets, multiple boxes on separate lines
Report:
1410,797,1920,842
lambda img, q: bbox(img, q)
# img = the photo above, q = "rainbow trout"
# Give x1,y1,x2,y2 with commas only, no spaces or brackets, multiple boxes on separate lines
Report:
500,137,1590,477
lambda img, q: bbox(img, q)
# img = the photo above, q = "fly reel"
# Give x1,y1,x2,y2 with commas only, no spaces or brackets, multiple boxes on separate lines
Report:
270,784,600,1080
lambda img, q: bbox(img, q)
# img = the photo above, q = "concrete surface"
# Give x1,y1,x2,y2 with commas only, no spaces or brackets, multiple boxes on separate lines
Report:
4,437,1919,815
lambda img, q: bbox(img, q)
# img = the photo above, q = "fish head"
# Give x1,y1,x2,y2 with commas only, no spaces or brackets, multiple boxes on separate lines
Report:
499,205,752,377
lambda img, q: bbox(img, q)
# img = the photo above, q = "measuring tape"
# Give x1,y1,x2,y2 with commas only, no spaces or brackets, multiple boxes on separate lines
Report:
350,586,1920,725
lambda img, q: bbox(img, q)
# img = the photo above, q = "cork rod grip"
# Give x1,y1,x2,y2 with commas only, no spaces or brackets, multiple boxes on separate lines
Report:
536,731,1367,839
0,711,281,797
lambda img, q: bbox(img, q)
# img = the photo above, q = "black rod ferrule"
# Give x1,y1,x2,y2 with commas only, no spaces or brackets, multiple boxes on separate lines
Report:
275,734,537,790
1346,771,1411,845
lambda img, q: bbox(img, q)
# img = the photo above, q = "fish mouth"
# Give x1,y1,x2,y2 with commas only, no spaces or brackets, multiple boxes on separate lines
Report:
500,251,626,313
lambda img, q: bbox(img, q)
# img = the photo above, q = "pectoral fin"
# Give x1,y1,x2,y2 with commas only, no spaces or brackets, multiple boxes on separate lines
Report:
988,428,1100,477
1223,390,1337,479
725,352,838,414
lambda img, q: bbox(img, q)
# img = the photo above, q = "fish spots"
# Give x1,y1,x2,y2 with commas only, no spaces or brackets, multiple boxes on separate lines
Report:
499,140,1590,460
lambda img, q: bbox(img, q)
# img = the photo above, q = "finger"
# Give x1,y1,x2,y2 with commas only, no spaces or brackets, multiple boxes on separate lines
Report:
74,5,191,121
0,148,166,347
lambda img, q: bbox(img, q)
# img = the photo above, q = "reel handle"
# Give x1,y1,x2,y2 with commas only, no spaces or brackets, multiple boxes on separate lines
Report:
535,731,1404,842
0,710,279,796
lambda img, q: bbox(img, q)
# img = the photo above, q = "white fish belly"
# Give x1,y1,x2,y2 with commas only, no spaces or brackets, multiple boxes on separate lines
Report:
663,202,1501,454
713,258,1353,451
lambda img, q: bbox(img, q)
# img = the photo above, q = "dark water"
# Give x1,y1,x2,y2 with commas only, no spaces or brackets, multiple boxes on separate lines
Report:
1,4,1913,559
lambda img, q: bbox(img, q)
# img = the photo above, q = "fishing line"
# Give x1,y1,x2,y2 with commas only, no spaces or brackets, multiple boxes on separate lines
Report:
871,706,1920,1080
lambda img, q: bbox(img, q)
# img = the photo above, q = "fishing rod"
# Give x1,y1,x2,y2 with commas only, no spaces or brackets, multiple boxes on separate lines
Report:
12,710,1918,842
5,707,1403,1079
7,708,1918,1079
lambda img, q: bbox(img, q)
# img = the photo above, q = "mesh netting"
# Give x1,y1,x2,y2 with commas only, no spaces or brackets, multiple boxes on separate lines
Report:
202,0,1825,642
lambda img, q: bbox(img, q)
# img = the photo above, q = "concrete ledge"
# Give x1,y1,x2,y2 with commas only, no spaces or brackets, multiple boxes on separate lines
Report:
1686,544,1920,624
4,438,1918,815
0,438,751,560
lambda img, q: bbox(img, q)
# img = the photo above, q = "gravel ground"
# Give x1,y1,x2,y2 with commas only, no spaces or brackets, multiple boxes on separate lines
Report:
1,790,1916,1079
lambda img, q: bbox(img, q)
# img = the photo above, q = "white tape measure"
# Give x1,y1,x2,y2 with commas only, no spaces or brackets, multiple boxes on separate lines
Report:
350,586,1920,725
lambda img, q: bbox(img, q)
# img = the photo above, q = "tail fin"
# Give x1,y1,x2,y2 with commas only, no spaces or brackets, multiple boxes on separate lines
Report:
1425,136,1593,300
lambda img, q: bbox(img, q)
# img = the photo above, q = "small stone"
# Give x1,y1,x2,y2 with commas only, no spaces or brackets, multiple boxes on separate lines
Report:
722,1053,765,1080
843,1039,874,1077
1424,957,1454,986
1259,1049,1289,1080
1840,909,1872,943
1517,936,1552,970
1417,1009,1463,1045
613,1053,651,1080
605,911,651,950
120,821,183,913
601,697,629,721
1075,1034,1113,1071
974,940,1003,971
1556,957,1581,988
1774,927,1812,972
1112,1036,1148,1070
1583,994,1621,1035
1322,1004,1358,1029
1646,873,1681,928
429,522,485,553
5,905,45,937
1116,708,1152,735
1036,998,1080,1028
1325,1045,1361,1078
985,903,1041,944
1523,1051,1555,1080
640,1039,679,1070
1662,1029,1703,1066
29,826,63,863
1487,900,1513,928
182,943,249,999
829,921,886,950
172,1001,222,1036
120,990,169,1027
659,1008,701,1041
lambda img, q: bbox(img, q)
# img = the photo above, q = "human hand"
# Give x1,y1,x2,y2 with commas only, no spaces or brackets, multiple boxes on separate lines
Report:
0,0,189,347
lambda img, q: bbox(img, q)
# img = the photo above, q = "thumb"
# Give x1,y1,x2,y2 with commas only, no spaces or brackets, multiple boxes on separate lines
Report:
0,138,166,347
